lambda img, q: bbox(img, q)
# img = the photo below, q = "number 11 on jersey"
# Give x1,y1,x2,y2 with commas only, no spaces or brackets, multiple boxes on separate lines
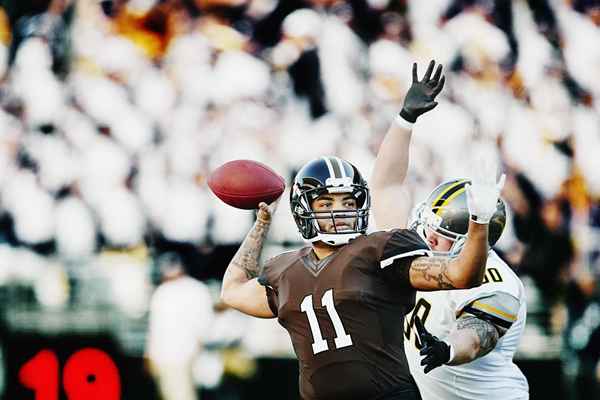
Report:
300,289,353,354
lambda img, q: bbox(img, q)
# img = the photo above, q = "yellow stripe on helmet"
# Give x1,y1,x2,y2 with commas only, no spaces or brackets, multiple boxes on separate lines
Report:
431,179,468,215
435,187,467,215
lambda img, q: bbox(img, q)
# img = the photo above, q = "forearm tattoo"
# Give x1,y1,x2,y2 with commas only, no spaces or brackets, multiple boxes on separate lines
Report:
457,316,499,358
410,257,456,289
230,219,271,279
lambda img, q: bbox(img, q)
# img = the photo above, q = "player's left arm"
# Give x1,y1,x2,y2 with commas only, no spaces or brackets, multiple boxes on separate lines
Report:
408,158,505,291
448,291,520,364
371,60,445,230
416,291,520,373
407,220,487,291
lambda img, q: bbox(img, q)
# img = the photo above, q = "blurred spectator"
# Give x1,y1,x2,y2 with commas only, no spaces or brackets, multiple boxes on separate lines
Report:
145,253,214,400
3,0,74,77
504,172,574,314
281,8,328,118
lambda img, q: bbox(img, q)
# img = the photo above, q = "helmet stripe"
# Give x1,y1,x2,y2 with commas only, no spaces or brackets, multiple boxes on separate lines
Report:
322,156,337,178
435,187,466,215
327,156,343,178
334,157,347,178
431,180,465,208
432,180,468,213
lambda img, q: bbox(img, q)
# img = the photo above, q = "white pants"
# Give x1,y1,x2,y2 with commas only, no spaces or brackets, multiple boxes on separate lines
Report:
151,360,198,400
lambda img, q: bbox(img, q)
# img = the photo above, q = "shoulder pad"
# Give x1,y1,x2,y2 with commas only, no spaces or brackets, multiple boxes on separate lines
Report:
462,292,520,335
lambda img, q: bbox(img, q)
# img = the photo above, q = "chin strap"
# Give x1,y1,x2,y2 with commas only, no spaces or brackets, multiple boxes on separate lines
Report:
306,232,363,246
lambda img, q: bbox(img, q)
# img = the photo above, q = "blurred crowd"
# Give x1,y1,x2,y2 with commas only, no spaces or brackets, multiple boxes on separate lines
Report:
0,0,599,397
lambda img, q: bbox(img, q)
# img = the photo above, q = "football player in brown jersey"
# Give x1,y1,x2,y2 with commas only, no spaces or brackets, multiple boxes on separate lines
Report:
221,61,504,400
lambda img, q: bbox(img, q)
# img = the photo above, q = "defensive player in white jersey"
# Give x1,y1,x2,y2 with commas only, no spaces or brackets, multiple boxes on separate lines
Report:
371,60,529,400
404,181,529,400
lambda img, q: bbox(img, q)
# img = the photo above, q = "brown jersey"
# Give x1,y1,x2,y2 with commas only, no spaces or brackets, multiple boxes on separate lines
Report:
258,229,430,400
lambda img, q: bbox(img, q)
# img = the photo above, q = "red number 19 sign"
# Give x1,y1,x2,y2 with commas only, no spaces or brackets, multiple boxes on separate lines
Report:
19,348,121,399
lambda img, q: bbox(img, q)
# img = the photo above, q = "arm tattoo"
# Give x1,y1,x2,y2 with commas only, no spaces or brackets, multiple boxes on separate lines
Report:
457,316,499,358
230,219,270,279
410,256,456,289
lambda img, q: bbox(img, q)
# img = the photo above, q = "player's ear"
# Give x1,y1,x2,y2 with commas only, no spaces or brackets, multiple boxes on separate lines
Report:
427,233,437,248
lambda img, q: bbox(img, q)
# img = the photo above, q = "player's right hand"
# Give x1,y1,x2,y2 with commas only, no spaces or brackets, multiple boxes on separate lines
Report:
400,60,446,123
465,157,505,224
415,317,452,374
257,199,280,223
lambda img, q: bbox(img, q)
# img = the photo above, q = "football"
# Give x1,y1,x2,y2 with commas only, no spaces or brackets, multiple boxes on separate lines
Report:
208,160,286,209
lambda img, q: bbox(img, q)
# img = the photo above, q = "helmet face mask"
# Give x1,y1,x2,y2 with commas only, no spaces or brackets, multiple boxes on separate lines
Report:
410,179,506,257
410,202,466,257
290,157,370,246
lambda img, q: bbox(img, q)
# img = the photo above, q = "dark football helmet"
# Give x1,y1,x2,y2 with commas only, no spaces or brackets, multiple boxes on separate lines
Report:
290,156,370,246
410,179,506,256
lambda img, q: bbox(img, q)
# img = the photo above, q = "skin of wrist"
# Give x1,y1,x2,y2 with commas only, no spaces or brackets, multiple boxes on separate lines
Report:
256,216,271,225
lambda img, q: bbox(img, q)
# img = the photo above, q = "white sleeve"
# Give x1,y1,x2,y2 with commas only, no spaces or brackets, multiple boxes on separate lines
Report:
459,291,520,335
450,254,523,314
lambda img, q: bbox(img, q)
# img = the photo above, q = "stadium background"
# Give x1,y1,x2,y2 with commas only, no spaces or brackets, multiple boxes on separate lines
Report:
0,0,598,398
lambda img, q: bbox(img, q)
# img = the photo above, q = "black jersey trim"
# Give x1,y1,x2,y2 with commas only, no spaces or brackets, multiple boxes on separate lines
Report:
380,249,431,268
462,305,513,330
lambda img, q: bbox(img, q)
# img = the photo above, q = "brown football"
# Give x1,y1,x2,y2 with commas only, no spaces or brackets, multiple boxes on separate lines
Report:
208,160,285,209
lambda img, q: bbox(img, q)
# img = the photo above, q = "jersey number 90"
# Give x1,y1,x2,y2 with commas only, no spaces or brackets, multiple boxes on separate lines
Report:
404,268,504,349
404,298,432,349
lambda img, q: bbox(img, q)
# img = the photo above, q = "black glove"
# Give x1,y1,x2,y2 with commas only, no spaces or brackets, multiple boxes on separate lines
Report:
415,316,452,374
400,60,446,122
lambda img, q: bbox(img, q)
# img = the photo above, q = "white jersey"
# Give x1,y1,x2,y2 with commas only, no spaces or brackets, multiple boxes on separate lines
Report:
147,276,214,365
404,251,529,400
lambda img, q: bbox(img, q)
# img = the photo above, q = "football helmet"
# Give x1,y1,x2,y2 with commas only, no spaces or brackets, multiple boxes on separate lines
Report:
410,179,506,256
290,156,370,246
